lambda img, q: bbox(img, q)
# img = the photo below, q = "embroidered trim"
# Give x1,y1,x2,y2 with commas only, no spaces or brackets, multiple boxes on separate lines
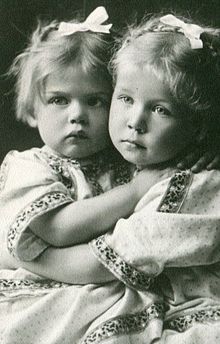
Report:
81,164,104,196
44,151,106,196
7,192,72,258
48,154,105,196
90,236,154,291
0,279,69,291
157,170,192,213
42,148,131,195
47,155,75,190
113,162,131,186
165,307,220,332
81,302,165,344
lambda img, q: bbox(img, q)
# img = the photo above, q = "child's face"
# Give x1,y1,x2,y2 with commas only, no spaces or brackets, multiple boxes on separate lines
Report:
33,64,112,159
109,63,195,169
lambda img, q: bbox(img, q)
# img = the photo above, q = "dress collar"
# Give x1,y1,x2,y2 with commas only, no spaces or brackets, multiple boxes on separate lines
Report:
40,145,114,169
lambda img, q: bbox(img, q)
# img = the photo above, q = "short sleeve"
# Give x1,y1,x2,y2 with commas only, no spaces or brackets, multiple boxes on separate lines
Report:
91,170,220,277
0,150,73,261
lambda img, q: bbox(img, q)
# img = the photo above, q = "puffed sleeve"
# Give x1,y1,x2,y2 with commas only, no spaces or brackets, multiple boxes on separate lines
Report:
90,170,220,280
0,150,73,262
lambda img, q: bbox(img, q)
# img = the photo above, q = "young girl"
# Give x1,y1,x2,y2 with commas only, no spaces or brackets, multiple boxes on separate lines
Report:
87,13,220,343
0,10,220,344
0,7,172,344
0,6,167,265
1,6,209,266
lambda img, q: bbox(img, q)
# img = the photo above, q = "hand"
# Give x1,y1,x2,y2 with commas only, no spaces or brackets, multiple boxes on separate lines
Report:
177,149,220,173
131,167,174,200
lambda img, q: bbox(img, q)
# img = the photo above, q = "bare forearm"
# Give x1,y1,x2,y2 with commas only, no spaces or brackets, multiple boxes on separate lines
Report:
30,181,138,246
21,244,115,284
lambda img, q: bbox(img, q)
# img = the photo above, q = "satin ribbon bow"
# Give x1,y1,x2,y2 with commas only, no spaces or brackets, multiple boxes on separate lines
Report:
58,6,112,36
160,14,204,49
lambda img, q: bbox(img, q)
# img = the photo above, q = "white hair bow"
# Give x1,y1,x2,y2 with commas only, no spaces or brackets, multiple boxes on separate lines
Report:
160,14,204,49
58,6,112,36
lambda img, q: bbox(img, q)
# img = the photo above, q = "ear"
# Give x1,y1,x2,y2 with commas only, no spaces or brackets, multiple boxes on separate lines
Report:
26,108,38,128
27,115,38,128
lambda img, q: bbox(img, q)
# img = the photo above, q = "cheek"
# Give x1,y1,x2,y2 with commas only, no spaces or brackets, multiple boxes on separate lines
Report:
108,115,121,142
109,106,124,134
94,115,109,136
38,124,55,144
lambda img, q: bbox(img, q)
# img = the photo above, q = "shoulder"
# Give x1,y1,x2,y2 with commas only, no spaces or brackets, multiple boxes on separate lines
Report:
161,169,220,214
185,169,220,214
3,147,49,164
192,169,220,186
158,169,220,214
0,148,60,193
1,147,53,179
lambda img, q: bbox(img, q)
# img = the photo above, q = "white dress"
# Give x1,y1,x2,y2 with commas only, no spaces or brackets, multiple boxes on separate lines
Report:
0,146,163,344
90,169,220,343
2,147,219,343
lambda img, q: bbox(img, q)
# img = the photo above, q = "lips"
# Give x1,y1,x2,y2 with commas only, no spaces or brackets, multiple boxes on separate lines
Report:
66,131,88,140
122,139,146,149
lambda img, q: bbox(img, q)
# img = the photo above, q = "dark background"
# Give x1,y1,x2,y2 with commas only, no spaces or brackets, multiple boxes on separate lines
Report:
0,0,219,163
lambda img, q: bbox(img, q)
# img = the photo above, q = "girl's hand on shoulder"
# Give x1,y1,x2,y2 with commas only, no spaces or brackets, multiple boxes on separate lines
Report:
177,148,220,173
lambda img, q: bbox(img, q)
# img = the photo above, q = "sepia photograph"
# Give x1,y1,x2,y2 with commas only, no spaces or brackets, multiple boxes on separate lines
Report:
0,0,220,343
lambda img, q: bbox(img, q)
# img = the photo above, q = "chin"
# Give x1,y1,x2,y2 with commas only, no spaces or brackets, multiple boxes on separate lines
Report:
121,153,144,166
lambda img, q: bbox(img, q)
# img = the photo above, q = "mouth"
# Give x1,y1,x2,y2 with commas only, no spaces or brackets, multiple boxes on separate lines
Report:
66,131,88,140
122,139,146,150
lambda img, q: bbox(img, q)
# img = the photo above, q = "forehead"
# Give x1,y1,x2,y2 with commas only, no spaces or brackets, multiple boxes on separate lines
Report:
115,61,172,100
44,64,112,95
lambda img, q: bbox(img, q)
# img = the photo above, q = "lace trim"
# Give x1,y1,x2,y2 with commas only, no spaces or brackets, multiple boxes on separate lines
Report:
47,154,75,190
90,236,154,291
43,150,129,196
0,279,69,291
42,149,105,195
113,162,131,186
157,170,192,213
165,307,220,332
7,192,72,257
81,302,165,344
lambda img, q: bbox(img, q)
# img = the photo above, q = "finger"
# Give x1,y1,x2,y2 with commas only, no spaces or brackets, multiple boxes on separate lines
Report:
177,150,200,169
190,153,215,173
207,156,220,170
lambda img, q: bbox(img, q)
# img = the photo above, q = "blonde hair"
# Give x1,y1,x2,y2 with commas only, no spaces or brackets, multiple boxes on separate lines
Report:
9,18,114,124
111,14,220,144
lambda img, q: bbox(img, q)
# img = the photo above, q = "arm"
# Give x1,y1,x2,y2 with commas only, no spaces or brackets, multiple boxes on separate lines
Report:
103,212,220,275
30,181,140,246
91,170,220,278
20,244,115,284
30,168,171,247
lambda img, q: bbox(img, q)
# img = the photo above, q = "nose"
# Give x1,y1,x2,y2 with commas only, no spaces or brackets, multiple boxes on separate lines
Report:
127,106,147,134
68,100,87,125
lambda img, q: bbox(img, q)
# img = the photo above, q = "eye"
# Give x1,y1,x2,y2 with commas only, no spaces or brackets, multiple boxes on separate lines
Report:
153,105,171,116
49,96,68,106
118,95,134,105
86,96,108,107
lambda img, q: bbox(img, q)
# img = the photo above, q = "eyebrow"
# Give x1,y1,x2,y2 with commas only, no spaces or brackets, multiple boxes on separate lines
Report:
115,87,131,92
114,88,135,96
45,91,111,97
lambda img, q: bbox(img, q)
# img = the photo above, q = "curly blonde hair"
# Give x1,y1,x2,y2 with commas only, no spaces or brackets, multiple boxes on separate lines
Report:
111,14,220,144
9,18,114,124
